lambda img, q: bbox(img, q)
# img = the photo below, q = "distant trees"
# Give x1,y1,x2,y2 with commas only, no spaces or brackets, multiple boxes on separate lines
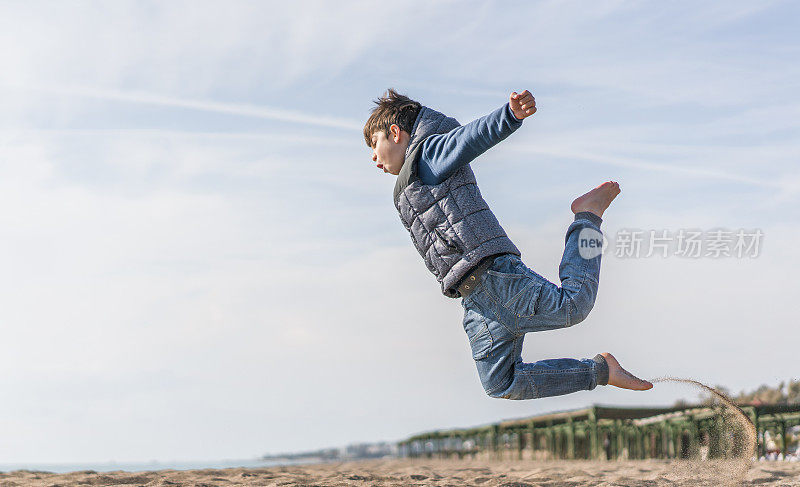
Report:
733,380,800,405
686,380,800,406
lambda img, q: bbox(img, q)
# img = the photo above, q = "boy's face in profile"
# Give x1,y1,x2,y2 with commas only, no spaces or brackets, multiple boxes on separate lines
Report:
370,124,409,176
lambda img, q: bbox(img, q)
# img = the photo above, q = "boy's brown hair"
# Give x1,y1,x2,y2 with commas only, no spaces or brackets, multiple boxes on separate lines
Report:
363,88,421,147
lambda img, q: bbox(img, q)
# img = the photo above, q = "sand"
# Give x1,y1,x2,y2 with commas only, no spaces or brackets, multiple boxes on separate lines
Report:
1,459,799,486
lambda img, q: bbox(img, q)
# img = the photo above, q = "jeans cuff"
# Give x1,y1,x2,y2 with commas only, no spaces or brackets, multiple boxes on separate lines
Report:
574,211,603,228
593,354,609,386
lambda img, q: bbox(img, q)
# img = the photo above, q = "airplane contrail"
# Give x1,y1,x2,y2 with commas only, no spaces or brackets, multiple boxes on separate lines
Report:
22,85,363,131
513,144,798,192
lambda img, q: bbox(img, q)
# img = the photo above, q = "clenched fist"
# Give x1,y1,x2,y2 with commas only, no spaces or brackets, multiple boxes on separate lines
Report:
509,90,536,120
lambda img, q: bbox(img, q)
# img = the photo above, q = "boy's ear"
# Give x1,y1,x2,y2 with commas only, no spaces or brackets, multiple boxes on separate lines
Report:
390,124,402,143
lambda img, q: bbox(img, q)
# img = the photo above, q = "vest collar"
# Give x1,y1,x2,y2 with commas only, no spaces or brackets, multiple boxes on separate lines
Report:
393,107,461,201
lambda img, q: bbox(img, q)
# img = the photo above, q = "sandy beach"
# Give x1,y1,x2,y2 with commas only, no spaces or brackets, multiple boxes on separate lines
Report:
1,459,799,486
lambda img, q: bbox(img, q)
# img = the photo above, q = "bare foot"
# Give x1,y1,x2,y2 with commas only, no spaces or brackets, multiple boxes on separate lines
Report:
600,352,653,391
571,181,621,219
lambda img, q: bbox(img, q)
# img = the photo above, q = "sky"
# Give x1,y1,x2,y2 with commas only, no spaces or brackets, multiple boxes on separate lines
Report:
0,0,798,464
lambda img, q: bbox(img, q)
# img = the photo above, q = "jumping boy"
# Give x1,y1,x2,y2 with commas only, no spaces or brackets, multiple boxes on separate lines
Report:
364,89,652,400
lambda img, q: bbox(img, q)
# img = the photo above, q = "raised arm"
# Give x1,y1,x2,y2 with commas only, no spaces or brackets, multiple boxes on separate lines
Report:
418,90,537,184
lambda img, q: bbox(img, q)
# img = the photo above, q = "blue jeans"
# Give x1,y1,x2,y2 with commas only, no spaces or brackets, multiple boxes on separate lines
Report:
460,214,607,400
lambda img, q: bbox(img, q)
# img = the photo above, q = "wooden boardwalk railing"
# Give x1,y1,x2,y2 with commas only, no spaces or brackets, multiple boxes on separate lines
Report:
398,404,800,460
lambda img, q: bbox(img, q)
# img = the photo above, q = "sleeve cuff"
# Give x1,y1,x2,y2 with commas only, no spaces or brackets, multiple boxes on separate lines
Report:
574,211,603,228
592,353,608,386
506,103,523,123
593,354,609,386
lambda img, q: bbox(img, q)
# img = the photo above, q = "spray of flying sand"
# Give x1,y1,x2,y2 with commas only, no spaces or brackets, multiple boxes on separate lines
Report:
652,377,757,485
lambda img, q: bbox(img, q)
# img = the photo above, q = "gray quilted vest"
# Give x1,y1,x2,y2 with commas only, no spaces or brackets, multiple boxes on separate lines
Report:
393,106,520,298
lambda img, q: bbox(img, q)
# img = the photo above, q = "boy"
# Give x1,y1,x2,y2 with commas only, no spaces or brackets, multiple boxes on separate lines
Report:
364,89,652,400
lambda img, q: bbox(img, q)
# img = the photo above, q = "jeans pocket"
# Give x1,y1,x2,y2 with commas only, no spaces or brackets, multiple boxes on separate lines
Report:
509,280,541,318
462,307,493,360
483,270,541,318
